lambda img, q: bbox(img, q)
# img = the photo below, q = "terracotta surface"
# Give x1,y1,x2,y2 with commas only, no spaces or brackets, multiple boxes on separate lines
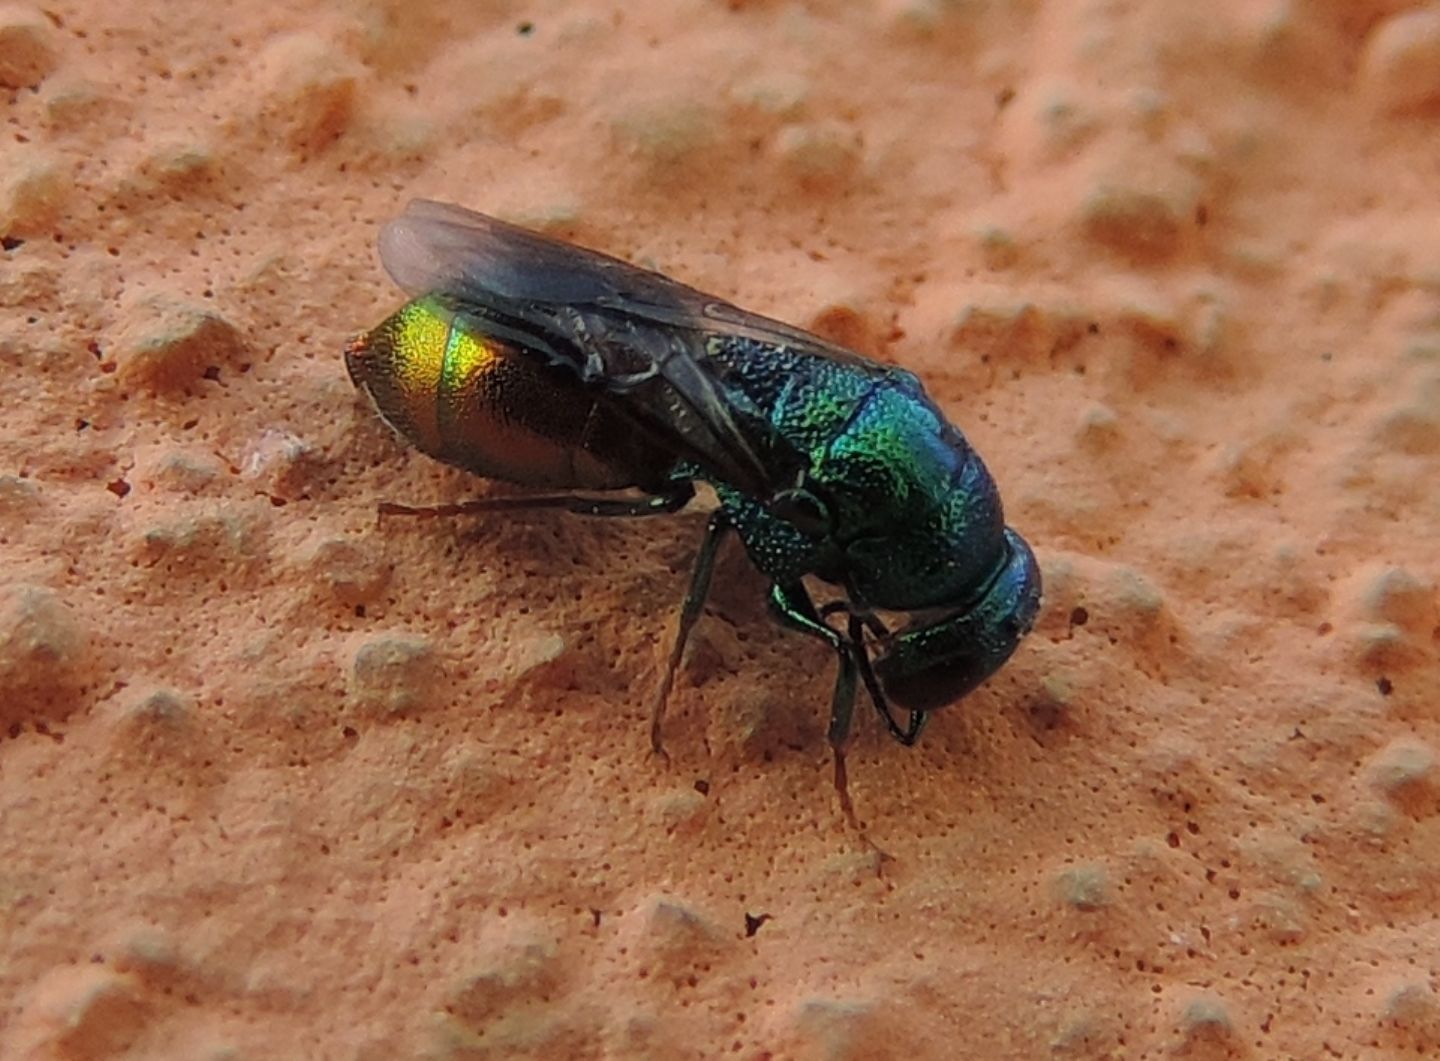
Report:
3,1,1439,1058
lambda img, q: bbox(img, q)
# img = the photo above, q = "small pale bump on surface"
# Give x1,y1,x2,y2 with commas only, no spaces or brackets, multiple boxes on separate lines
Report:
1366,737,1436,801
1359,565,1437,634
99,705,209,782
1249,892,1308,945
789,991,944,1061
772,121,863,191
949,295,1088,367
1055,862,1111,911
1240,829,1323,894
1206,427,1296,500
1074,403,1121,449
637,896,721,949
240,429,323,500
1014,80,1102,159
10,967,148,1059
1078,181,1188,264
252,33,360,153
444,921,562,1028
1349,796,1402,844
113,294,247,391
108,927,182,979
611,98,717,168
304,536,390,607
36,75,114,128
0,146,65,237
1383,980,1440,1041
623,895,734,986
1035,670,1077,713
1178,992,1236,1043
136,508,264,575
1048,1011,1122,1056
1358,8,1440,114
489,199,583,235
113,686,194,729
1346,621,1422,671
504,631,568,680
0,583,88,726
973,224,1022,271
728,71,811,119
1083,562,1184,657
136,141,216,193
0,474,42,516
436,748,508,811
805,296,883,358
1371,379,1440,456
366,105,438,163
0,255,59,309
791,997,883,1060
646,786,709,833
0,3,55,88
347,633,440,719
133,446,224,495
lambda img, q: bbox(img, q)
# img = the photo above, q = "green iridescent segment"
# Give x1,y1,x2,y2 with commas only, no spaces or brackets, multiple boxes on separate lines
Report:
703,338,1005,610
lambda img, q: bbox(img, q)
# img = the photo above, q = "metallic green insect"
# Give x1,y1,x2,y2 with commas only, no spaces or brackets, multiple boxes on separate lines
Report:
346,200,1041,821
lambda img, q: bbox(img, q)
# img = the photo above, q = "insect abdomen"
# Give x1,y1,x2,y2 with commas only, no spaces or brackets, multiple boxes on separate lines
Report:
345,295,675,491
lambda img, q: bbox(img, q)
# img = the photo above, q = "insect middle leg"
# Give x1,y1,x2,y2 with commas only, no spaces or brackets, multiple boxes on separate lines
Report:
651,510,732,756
769,581,866,832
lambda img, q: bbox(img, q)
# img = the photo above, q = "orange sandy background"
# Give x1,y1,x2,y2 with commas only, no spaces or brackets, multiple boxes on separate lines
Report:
3,1,1439,1057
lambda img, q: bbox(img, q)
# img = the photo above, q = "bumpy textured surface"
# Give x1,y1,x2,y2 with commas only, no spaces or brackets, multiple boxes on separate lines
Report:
3,2,1438,1058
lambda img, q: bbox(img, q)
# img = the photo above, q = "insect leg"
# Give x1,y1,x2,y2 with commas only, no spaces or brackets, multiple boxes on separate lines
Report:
651,510,733,755
768,582,864,832
900,707,927,744
378,480,695,520
847,614,929,747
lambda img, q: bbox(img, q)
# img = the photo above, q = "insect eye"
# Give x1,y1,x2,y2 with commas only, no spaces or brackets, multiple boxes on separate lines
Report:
771,488,831,536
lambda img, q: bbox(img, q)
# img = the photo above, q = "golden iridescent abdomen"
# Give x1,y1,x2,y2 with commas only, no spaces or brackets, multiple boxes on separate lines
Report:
345,296,675,491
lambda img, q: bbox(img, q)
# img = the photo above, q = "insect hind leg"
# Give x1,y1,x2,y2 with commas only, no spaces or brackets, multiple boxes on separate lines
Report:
377,478,713,756
377,480,695,520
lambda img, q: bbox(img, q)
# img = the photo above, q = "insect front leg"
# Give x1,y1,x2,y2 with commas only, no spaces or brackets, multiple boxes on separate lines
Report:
651,510,733,756
768,582,865,832
846,613,928,747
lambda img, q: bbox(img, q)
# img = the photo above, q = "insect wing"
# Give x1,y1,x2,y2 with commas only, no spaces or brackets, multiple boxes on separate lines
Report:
381,199,691,307
379,200,880,497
